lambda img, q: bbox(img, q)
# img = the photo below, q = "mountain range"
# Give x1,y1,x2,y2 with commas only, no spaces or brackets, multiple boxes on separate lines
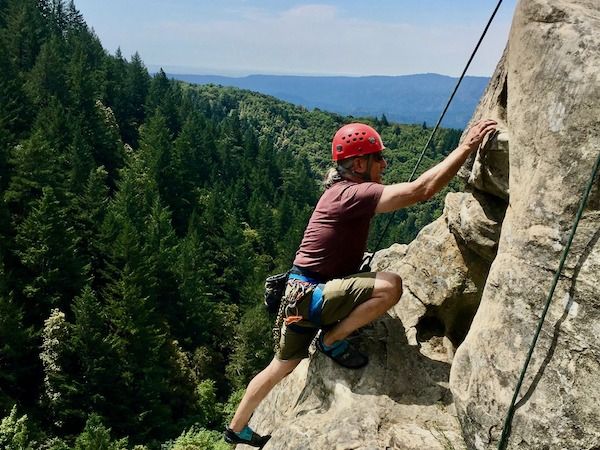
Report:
168,73,490,129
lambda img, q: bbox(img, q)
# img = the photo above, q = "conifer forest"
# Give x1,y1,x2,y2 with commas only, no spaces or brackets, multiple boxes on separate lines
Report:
0,1,463,448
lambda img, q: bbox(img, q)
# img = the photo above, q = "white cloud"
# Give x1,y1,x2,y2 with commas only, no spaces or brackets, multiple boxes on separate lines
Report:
280,4,338,21
143,4,511,76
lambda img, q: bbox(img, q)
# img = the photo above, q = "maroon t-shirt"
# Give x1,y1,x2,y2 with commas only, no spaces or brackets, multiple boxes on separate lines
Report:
293,180,384,279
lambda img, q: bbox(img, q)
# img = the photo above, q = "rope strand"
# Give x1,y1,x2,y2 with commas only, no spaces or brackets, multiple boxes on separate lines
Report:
497,149,600,449
366,0,505,266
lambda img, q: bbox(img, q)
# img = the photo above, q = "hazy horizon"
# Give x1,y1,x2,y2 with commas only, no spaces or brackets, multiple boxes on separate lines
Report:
74,0,516,78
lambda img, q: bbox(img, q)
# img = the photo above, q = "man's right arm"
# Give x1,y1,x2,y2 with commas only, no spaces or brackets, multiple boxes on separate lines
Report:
375,119,497,214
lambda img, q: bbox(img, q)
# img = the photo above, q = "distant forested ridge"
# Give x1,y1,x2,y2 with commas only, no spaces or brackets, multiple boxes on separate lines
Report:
169,73,489,129
0,1,462,448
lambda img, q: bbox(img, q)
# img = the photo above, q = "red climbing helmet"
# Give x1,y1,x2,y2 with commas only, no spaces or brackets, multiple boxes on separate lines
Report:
331,123,385,161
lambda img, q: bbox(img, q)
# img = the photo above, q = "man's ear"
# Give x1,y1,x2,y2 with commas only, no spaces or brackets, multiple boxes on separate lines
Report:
352,157,367,174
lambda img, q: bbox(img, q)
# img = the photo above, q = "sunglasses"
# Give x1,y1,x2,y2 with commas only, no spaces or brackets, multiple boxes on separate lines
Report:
370,152,385,162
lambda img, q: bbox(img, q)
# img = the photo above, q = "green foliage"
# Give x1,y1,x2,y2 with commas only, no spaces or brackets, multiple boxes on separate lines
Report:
39,437,71,450
221,389,245,429
40,308,72,429
0,255,35,413
165,426,230,450
0,1,466,447
73,414,128,450
195,380,222,428
226,303,274,390
13,187,86,323
0,406,34,450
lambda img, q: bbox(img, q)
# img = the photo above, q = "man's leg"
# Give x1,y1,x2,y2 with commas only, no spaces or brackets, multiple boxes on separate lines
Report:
322,271,402,346
229,356,302,432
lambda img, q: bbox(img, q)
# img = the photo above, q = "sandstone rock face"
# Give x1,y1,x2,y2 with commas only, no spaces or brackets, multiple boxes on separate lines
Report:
450,0,600,449
248,1,599,449
247,317,465,450
377,208,496,354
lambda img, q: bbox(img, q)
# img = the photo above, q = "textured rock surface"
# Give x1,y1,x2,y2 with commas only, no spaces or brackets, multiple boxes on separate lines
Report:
376,210,493,354
450,0,600,449
247,1,600,449
247,317,465,450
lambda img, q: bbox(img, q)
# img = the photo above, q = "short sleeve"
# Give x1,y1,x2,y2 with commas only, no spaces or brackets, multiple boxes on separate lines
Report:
337,182,384,220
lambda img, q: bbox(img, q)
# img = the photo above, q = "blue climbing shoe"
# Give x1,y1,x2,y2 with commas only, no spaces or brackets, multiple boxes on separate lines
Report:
316,332,368,369
223,426,271,448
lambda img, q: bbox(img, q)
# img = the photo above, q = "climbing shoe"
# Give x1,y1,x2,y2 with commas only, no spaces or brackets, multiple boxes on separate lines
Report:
223,426,271,448
316,332,368,369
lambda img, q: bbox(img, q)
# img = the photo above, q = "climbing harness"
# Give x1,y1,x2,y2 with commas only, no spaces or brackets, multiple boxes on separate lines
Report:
497,149,600,450
272,271,326,352
361,0,505,272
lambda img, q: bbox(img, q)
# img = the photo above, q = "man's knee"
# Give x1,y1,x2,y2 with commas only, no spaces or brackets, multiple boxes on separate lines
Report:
389,273,403,305
378,272,403,306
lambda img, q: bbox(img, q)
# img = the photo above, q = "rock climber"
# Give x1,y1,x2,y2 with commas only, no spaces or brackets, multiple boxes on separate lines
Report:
224,119,497,447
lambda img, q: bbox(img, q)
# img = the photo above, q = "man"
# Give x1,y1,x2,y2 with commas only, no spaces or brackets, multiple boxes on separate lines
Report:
224,119,497,447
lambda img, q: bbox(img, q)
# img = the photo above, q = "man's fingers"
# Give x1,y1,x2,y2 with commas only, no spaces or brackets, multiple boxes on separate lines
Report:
479,121,498,135
464,119,498,151
478,120,497,132
469,119,497,136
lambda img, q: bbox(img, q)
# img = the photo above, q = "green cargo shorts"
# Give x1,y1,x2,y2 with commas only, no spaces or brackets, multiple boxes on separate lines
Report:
276,272,376,361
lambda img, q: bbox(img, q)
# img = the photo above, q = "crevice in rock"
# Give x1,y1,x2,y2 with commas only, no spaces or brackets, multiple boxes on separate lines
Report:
416,315,445,342
405,284,428,308
415,296,480,351
497,75,508,123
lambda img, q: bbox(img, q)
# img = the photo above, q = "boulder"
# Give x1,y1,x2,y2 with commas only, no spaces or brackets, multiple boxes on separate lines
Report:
445,191,506,262
383,214,491,354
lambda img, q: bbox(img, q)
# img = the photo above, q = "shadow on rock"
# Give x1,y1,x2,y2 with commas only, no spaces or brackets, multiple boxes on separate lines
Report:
301,315,454,407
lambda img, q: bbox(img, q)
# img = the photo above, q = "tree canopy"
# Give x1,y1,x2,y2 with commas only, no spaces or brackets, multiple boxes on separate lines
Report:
0,1,464,448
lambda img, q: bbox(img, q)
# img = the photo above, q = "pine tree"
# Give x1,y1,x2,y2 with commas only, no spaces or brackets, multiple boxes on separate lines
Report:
64,0,86,35
72,167,110,287
0,37,32,151
0,0,48,72
123,52,149,147
101,268,183,443
97,142,198,441
4,98,69,217
68,125,95,193
89,101,125,188
67,286,117,431
0,256,35,414
66,38,97,115
24,34,67,106
73,414,128,450
138,111,173,200
13,187,86,325
102,49,129,141
168,112,214,234
145,69,181,136
225,303,272,391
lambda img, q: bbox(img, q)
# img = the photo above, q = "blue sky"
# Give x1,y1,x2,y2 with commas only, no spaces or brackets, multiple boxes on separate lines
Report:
73,0,517,77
